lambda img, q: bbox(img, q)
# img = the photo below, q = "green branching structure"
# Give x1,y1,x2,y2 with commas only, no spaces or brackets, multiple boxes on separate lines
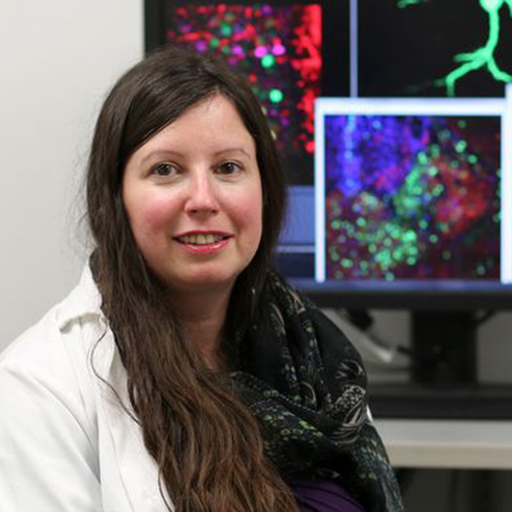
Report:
399,0,512,96
397,0,427,7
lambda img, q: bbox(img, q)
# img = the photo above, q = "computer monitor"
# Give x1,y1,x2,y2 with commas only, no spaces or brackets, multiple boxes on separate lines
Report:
277,91,512,387
278,92,512,310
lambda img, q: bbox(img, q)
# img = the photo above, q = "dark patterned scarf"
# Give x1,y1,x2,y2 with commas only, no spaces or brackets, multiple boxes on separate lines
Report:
230,273,404,512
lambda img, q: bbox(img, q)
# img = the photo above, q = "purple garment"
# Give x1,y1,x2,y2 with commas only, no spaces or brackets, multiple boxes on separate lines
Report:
289,478,366,512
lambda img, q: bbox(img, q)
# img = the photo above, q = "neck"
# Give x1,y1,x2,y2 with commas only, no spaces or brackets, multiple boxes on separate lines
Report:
166,285,232,371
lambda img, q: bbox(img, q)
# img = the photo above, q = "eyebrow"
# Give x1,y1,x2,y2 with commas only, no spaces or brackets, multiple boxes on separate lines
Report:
139,150,185,167
140,147,254,167
213,147,253,159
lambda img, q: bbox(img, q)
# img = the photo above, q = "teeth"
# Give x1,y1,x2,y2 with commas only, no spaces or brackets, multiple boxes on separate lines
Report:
179,234,225,245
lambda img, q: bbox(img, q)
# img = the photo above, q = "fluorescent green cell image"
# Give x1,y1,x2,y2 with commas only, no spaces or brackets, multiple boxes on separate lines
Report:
359,0,512,97
399,0,512,96
397,0,427,7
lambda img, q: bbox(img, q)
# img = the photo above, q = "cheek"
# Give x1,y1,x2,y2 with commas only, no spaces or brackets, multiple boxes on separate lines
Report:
126,193,178,246
233,187,263,243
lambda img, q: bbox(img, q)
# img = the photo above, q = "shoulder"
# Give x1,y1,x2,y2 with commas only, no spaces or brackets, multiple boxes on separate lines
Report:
1,299,72,373
1,264,103,377
0,265,109,443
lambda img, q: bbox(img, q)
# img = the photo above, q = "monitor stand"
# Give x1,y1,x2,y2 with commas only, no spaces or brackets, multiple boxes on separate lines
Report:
369,311,512,420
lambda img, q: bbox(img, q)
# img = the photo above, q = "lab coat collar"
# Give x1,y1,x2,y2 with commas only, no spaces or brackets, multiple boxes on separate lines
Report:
56,263,104,331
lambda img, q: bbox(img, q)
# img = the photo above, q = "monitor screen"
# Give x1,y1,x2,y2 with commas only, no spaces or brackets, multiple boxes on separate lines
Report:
358,0,512,98
277,92,512,310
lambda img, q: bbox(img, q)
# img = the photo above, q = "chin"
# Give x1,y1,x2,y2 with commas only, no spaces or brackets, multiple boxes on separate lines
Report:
166,270,240,293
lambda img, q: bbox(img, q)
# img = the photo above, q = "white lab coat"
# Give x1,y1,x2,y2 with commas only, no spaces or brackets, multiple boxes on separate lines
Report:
0,266,174,511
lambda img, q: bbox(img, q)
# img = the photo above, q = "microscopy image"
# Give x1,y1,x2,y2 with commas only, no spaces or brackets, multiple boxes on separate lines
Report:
324,114,501,280
359,0,512,97
165,2,322,183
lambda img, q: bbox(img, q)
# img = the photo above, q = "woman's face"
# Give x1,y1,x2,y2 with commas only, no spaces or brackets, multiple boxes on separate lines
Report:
122,94,263,296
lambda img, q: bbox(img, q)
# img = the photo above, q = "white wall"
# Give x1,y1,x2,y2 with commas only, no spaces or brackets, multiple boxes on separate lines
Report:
0,0,143,347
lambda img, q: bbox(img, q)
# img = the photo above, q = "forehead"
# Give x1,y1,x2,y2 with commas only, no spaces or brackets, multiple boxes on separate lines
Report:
138,94,256,157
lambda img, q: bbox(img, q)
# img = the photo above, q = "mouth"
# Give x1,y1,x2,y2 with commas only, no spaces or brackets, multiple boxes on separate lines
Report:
175,233,231,245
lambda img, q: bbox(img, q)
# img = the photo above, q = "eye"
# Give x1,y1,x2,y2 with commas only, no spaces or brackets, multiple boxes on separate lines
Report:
216,161,243,176
151,162,179,178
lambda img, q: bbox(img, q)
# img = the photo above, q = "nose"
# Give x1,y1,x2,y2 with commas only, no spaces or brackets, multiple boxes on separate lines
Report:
183,171,220,215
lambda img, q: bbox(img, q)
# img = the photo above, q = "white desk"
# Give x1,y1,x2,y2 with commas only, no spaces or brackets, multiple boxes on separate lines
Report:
375,419,512,470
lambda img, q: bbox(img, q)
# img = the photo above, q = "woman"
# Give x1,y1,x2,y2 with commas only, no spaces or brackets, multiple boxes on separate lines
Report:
0,46,403,511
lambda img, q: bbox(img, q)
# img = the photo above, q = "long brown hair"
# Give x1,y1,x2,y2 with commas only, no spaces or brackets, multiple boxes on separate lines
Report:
86,46,298,511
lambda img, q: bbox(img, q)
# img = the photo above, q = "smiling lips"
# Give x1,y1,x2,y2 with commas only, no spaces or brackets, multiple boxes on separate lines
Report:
177,233,229,245
175,232,232,253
